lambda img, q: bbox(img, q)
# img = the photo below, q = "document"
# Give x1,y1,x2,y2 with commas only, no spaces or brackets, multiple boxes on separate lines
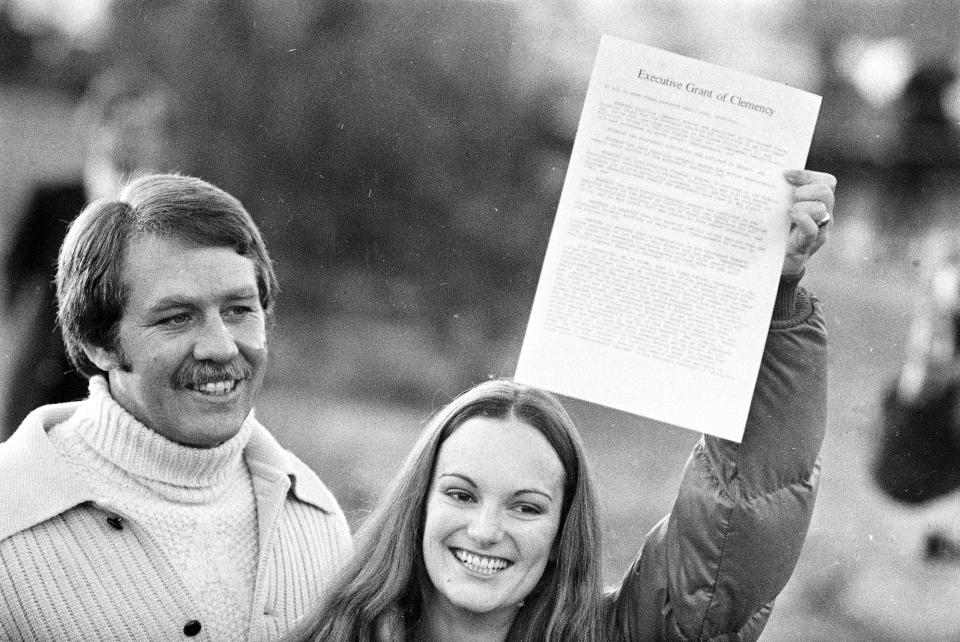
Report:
514,35,822,441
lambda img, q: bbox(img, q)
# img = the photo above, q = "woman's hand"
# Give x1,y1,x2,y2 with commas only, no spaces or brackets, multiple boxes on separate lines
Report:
782,169,836,276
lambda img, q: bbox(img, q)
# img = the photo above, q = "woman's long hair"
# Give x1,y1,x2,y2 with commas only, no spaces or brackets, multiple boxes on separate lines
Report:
292,379,604,641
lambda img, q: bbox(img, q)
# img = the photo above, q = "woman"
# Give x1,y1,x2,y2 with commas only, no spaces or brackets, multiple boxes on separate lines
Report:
290,169,835,641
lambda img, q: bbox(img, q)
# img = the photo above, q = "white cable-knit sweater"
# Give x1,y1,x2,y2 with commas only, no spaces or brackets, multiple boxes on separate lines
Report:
0,377,352,641
49,379,260,640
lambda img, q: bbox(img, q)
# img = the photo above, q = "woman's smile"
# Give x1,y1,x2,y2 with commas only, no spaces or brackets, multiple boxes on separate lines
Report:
451,547,513,576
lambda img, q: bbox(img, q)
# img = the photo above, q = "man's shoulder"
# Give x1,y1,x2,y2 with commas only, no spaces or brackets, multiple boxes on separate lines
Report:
244,422,345,517
0,402,93,542
0,401,82,462
285,449,345,516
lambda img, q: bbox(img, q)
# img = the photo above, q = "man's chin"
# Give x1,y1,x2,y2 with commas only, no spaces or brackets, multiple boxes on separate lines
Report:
167,398,253,448
173,420,247,448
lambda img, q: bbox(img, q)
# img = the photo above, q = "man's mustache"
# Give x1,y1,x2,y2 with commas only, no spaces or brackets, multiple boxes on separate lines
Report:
173,359,252,387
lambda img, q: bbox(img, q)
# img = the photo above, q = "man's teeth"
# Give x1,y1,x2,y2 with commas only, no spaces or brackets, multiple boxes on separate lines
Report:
453,549,510,575
190,380,237,395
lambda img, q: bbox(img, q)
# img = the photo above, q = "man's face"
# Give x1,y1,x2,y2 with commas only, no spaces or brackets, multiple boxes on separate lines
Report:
93,234,268,447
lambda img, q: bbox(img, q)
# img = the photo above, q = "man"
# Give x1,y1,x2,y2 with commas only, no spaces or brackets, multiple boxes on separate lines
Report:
0,174,352,640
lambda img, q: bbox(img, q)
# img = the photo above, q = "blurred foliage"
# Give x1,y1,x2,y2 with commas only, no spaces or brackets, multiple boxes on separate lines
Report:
97,0,583,396
5,0,960,399
0,2,100,95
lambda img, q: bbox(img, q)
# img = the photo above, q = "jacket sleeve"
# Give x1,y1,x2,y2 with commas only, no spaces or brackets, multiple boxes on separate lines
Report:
602,271,828,641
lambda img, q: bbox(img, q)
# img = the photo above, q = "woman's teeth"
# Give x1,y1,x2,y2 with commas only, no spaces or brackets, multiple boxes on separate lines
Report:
453,549,510,575
190,380,237,395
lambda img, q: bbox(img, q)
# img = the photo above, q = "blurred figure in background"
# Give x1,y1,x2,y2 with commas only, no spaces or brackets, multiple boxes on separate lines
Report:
808,239,960,642
1,65,178,440
875,239,960,507
880,58,960,234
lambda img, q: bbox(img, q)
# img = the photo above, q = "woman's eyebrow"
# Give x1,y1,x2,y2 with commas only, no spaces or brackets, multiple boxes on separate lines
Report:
438,472,477,487
514,488,554,502
438,473,555,501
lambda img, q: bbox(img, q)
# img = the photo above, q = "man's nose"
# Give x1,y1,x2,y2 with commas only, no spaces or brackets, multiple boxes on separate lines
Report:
192,316,240,362
467,505,504,545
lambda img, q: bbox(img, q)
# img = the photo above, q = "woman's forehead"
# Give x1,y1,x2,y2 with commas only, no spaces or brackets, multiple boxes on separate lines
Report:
434,416,566,495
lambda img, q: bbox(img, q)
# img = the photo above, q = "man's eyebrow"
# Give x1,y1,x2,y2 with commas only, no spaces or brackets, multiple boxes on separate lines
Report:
148,288,259,312
222,287,260,301
148,295,195,312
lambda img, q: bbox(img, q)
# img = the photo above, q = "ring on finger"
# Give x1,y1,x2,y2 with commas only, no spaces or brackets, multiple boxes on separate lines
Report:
816,213,832,229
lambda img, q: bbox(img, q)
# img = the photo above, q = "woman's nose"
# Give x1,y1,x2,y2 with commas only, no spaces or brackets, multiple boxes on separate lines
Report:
467,505,504,545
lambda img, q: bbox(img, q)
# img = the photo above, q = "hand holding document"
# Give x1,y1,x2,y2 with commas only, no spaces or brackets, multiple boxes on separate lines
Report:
514,36,822,441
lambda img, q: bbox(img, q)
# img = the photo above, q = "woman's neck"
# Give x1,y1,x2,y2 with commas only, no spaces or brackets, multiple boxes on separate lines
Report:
420,593,519,642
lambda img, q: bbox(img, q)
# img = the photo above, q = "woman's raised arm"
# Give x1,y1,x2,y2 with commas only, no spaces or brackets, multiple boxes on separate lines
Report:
603,170,834,641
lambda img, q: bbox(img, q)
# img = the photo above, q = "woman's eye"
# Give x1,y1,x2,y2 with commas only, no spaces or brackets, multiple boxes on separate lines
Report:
445,489,474,503
514,503,544,516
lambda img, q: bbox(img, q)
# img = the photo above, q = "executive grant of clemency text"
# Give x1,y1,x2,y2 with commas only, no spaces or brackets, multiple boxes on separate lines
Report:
636,68,775,116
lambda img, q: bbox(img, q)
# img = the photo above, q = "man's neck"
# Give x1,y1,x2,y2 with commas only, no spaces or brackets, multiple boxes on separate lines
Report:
64,375,253,493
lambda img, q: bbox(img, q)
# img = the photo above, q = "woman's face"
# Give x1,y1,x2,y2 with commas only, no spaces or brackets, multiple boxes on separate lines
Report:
422,415,566,623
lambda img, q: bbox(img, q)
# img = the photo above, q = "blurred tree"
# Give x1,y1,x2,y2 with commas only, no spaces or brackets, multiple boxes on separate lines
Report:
0,2,34,83
102,0,578,396
0,0,100,93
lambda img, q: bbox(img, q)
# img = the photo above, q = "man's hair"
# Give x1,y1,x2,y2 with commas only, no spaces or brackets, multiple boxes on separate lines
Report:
56,173,279,377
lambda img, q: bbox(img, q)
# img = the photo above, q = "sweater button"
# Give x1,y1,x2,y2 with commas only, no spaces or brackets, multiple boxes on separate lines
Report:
183,620,202,636
105,514,124,530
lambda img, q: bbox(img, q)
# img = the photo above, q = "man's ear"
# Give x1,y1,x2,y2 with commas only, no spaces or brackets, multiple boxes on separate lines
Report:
81,342,120,372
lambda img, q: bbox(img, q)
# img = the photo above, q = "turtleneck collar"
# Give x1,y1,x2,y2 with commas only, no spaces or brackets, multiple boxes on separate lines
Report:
68,376,255,491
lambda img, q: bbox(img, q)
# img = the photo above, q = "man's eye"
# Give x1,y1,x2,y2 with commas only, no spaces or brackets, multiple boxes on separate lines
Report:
161,313,191,326
224,306,253,318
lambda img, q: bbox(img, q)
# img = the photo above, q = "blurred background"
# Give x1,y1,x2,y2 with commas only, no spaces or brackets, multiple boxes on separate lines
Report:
3,0,960,639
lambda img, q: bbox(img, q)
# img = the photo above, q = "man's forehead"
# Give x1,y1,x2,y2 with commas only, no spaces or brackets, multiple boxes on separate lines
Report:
121,234,259,307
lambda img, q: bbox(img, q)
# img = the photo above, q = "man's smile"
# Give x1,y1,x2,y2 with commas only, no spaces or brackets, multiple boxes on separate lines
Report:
184,378,241,396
